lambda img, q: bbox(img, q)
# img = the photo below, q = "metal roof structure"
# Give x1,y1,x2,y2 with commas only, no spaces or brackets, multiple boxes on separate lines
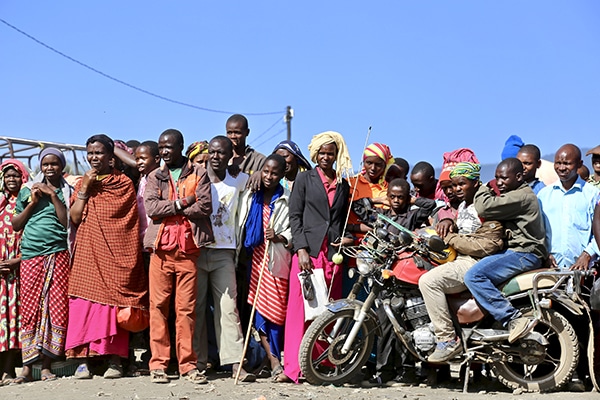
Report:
0,136,88,175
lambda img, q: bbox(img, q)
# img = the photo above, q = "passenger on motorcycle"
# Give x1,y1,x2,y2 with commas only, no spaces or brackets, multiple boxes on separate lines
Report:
430,148,480,229
464,157,548,343
364,178,436,386
419,162,504,362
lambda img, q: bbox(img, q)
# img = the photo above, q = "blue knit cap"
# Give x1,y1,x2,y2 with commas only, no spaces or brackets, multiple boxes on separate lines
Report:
501,135,524,160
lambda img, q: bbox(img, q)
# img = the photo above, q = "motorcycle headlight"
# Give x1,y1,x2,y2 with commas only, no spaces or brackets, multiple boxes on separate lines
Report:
356,250,375,275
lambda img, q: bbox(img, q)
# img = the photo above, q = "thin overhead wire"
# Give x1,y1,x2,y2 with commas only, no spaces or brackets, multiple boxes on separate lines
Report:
0,17,284,116
253,127,287,149
249,116,283,145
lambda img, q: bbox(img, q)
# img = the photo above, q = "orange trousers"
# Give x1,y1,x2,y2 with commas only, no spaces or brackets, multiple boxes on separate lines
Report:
149,248,199,375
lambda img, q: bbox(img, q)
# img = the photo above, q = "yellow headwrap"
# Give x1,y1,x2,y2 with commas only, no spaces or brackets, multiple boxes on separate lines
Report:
308,131,353,183
186,140,209,161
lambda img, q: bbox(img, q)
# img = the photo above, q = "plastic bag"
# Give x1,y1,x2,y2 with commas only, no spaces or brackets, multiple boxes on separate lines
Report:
300,269,329,321
269,242,291,279
117,306,150,332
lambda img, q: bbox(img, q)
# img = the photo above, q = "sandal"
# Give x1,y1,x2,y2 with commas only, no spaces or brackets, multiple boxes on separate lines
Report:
274,372,291,383
271,365,284,379
41,373,57,382
10,375,33,385
182,369,208,385
150,369,169,384
231,366,256,383
1,374,15,385
253,357,271,379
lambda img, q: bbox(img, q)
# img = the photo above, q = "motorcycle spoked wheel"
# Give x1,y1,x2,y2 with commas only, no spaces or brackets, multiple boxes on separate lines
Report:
299,308,376,386
492,308,579,392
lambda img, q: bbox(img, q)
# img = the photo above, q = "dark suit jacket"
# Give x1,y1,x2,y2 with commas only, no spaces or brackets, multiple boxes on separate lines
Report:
289,169,350,260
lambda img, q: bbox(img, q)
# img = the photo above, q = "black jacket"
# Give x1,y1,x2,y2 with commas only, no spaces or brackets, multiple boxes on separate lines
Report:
289,169,350,260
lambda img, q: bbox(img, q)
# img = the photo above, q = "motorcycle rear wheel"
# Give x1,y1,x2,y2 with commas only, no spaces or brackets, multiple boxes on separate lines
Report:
492,308,579,392
299,308,376,386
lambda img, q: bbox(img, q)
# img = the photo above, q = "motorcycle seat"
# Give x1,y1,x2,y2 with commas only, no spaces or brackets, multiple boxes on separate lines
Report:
500,268,558,296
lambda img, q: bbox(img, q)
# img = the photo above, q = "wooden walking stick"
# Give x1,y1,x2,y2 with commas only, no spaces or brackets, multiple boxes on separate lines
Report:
329,126,372,299
234,223,273,385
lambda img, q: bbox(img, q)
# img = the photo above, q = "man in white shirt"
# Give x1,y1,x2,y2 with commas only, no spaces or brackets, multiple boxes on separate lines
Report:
193,135,255,382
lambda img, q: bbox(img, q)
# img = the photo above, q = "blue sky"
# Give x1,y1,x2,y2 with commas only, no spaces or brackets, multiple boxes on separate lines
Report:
1,1,599,176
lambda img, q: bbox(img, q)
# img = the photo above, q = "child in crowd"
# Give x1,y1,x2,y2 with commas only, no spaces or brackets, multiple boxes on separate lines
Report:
0,160,29,385
516,144,545,194
238,154,292,381
385,158,410,183
12,148,72,383
135,140,161,268
130,140,161,375
363,178,435,387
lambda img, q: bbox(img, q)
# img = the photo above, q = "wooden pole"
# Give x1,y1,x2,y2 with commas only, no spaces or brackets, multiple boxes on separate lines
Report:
234,235,272,384
284,106,293,141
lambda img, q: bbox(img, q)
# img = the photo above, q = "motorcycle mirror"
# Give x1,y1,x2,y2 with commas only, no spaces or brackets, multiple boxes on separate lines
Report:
376,227,389,240
398,231,413,246
388,232,401,247
427,235,446,253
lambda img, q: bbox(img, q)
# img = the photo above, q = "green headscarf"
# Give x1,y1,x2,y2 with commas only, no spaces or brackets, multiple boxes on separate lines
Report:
449,162,481,181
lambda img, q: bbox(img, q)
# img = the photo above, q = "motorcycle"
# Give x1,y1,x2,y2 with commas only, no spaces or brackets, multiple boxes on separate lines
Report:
299,213,600,392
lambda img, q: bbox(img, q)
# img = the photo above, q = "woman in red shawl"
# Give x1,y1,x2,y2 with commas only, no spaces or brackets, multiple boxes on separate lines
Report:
0,160,28,385
66,134,148,379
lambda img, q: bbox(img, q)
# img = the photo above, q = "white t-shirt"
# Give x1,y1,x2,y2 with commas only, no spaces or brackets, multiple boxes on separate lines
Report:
456,202,481,235
207,171,249,249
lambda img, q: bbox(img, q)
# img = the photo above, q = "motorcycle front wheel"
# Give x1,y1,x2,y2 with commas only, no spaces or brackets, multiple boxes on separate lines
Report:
299,308,376,386
492,308,579,392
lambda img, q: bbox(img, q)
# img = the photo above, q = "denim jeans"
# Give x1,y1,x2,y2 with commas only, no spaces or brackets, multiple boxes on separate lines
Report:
463,250,541,326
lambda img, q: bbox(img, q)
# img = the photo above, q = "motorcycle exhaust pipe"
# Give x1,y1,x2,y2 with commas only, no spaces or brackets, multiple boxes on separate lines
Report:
381,300,421,358
382,299,407,337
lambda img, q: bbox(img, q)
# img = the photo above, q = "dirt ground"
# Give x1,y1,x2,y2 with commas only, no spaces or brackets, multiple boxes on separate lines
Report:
1,369,598,400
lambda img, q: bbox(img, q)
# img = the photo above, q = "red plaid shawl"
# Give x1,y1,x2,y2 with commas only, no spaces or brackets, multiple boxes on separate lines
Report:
69,171,148,308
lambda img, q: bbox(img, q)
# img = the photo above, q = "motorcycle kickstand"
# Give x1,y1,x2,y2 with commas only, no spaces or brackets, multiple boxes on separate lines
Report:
460,352,475,393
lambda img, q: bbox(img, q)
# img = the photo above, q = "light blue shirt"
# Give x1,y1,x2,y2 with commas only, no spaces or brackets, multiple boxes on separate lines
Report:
537,177,600,269
529,178,545,195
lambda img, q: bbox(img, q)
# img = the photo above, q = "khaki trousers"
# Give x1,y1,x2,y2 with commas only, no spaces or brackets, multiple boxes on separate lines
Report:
418,255,477,342
194,248,244,367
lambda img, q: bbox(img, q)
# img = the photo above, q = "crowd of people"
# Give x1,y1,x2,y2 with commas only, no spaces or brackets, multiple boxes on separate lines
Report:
0,113,598,392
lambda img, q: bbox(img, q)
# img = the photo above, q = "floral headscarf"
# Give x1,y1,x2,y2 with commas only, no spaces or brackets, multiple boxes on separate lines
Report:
0,159,30,193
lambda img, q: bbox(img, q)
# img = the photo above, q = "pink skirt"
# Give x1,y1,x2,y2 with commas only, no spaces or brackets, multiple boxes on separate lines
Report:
283,239,342,383
65,297,128,358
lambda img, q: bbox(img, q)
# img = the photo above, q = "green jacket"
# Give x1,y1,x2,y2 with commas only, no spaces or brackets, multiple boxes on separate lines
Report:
474,183,547,259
